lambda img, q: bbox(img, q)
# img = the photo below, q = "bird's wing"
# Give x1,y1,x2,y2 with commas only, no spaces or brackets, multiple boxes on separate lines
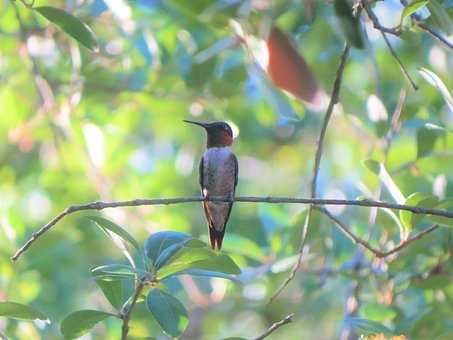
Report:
198,155,204,192
233,153,238,189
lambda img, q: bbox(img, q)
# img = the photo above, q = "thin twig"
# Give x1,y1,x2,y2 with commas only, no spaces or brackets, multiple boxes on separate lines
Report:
252,313,294,340
362,0,417,90
416,22,453,50
268,43,351,303
398,0,453,50
121,279,145,340
318,206,439,258
10,195,452,262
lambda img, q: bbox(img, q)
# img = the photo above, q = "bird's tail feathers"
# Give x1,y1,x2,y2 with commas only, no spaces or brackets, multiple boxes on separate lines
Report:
208,225,226,250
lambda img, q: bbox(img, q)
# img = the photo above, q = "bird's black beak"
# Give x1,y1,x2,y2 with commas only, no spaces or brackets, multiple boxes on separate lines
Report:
183,120,209,129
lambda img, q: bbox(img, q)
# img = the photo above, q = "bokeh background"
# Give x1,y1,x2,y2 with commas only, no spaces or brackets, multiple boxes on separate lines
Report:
0,0,452,339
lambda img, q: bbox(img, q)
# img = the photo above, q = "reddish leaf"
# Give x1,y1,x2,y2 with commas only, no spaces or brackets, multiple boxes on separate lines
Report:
266,26,322,107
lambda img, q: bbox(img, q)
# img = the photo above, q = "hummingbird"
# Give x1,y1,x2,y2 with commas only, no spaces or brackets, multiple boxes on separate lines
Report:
184,120,238,250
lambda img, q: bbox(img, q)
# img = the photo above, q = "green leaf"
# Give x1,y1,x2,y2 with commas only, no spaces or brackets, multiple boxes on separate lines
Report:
95,278,123,309
346,317,394,336
157,246,241,279
334,0,364,49
34,6,98,51
428,199,453,227
416,123,445,159
402,1,429,19
400,193,439,231
146,288,189,338
363,159,381,175
60,310,116,339
86,216,140,252
91,264,137,280
144,231,192,267
0,302,48,321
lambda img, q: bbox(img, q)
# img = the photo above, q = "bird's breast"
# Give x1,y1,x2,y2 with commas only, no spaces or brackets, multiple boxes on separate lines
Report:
203,147,236,197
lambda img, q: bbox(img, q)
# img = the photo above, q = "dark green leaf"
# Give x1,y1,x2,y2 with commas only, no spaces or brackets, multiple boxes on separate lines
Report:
144,231,192,267
416,123,445,159
402,1,429,19
334,0,364,48
95,278,123,309
86,216,140,251
146,288,189,338
60,310,116,339
34,6,98,51
0,302,48,321
400,193,439,231
347,317,394,336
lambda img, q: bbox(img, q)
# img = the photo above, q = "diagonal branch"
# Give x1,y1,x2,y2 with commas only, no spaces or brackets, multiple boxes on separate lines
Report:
268,43,351,303
318,206,439,258
416,22,453,50
11,195,452,262
253,313,294,340
361,0,417,90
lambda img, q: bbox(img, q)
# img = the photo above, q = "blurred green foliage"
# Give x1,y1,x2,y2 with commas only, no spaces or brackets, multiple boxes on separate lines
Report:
0,0,452,339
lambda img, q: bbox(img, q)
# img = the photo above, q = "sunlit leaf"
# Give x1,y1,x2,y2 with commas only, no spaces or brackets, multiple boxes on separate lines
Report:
334,0,364,49
179,269,240,282
419,68,453,114
60,310,116,339
95,278,123,309
416,123,445,159
363,160,405,204
146,288,189,338
220,234,266,261
402,1,429,19
157,246,241,279
400,193,439,231
0,302,48,321
35,6,98,51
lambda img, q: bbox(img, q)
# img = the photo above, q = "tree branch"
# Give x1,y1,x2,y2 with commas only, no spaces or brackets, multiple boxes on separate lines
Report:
361,1,417,90
268,42,351,303
398,0,453,50
416,22,453,50
121,278,145,340
318,206,440,258
252,313,294,340
10,195,452,262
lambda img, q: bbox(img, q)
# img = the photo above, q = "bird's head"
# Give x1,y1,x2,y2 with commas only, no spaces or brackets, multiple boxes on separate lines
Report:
184,120,234,148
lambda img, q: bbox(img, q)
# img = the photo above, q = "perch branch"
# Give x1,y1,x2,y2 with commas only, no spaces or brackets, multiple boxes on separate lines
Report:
253,313,294,340
318,206,440,258
268,43,351,303
11,195,452,262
